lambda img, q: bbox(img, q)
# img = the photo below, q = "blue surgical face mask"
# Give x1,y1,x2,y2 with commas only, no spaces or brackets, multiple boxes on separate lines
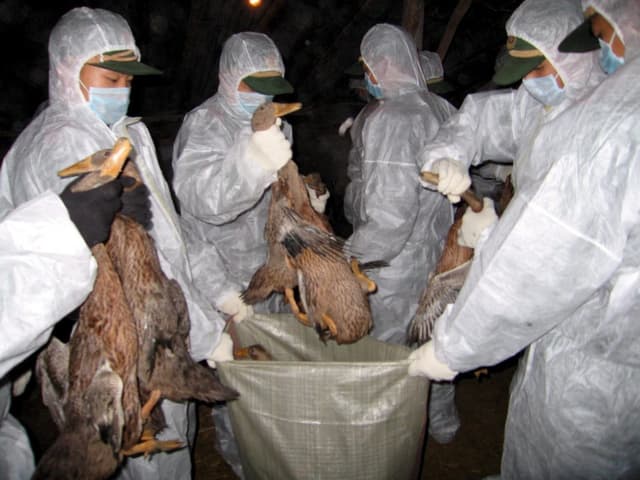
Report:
85,86,130,125
238,91,273,115
598,32,624,75
522,73,566,107
364,73,383,99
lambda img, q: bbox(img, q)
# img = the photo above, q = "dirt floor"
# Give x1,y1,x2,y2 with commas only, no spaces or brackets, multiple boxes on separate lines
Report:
13,355,516,479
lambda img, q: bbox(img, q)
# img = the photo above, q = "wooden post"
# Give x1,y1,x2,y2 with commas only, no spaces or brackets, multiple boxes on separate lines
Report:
402,0,425,50
437,0,473,60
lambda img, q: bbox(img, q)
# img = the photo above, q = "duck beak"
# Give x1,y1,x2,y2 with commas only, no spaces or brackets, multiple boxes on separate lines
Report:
58,137,132,180
233,347,251,360
272,102,302,118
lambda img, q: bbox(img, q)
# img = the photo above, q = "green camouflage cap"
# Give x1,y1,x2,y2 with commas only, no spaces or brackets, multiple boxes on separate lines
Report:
242,70,293,95
559,8,600,53
87,49,162,75
492,36,545,85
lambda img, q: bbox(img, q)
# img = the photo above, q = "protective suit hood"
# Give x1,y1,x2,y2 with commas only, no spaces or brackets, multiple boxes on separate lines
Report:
507,0,603,101
584,0,640,60
218,32,286,117
48,7,141,107
419,50,444,82
360,24,426,98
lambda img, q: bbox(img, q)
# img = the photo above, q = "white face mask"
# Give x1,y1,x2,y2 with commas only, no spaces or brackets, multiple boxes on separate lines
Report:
522,73,565,107
598,32,625,75
81,81,130,125
238,91,273,115
364,73,383,99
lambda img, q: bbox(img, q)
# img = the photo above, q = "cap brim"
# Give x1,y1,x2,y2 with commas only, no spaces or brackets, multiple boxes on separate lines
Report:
428,79,455,94
243,75,293,95
559,19,600,53
492,54,544,86
90,60,162,76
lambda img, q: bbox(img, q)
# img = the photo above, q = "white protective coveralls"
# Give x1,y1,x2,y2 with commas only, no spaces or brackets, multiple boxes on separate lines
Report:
0,192,96,480
418,0,604,192
172,32,292,315
344,23,455,344
428,0,640,477
172,32,294,477
0,8,224,479
343,24,460,443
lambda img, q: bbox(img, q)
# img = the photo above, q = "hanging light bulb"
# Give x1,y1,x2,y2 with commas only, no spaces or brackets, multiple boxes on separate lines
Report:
248,0,262,7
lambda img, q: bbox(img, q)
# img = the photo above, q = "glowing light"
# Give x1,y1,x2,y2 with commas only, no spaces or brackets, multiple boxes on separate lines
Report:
248,0,262,7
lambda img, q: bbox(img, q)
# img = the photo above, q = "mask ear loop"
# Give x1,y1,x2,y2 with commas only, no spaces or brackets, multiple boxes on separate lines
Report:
360,57,380,86
78,78,91,102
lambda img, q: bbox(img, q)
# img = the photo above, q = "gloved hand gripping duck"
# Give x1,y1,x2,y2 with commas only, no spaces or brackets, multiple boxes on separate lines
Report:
35,139,237,479
242,102,378,344
407,171,512,345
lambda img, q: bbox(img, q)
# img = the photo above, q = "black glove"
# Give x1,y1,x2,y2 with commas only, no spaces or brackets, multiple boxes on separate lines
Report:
60,177,123,248
120,176,153,230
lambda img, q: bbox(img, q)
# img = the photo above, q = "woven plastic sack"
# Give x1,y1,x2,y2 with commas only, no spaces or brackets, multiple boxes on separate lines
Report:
217,313,429,480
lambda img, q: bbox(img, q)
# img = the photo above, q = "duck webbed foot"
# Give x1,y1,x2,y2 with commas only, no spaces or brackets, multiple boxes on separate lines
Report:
285,287,313,327
121,389,184,458
350,258,377,293
121,437,184,458
321,313,338,338
140,389,161,420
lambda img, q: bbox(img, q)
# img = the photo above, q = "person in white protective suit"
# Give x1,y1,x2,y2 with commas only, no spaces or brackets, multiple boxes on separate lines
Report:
0,180,126,480
342,24,460,444
172,32,295,323
346,23,456,344
0,7,229,480
409,0,640,478
417,0,604,211
418,50,454,96
171,32,295,477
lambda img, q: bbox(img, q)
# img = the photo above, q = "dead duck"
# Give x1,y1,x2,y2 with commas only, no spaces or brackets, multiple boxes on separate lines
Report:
407,171,513,345
36,139,153,478
36,138,237,477
234,344,273,361
242,103,377,344
34,361,124,480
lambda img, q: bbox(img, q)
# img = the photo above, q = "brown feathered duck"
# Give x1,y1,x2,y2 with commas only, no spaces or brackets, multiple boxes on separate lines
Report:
35,138,237,479
407,171,513,346
242,102,380,344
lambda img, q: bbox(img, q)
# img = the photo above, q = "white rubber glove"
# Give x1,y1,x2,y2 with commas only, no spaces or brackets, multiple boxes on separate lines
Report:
306,185,330,214
408,340,458,381
338,116,354,136
217,291,254,323
12,369,32,396
457,197,498,249
431,158,471,203
206,332,234,368
246,119,292,172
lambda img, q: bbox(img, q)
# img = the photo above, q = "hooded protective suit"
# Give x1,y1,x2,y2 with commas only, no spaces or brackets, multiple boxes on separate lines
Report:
0,8,223,479
585,0,640,57
419,50,444,83
344,24,459,444
172,32,291,314
344,24,456,344
429,1,640,477
418,0,604,190
0,192,96,480
172,32,293,478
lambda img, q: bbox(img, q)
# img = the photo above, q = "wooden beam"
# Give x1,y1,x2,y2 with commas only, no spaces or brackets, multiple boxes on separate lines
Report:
402,0,425,50
437,0,473,61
